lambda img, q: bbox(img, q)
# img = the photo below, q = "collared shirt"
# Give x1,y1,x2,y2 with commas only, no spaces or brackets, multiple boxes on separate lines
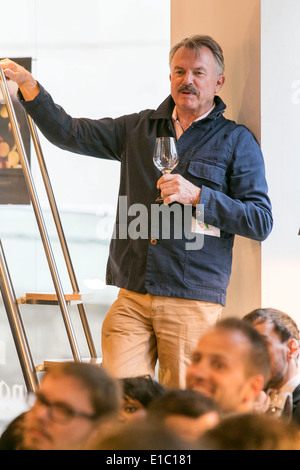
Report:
172,104,216,139
281,373,300,395
20,89,273,305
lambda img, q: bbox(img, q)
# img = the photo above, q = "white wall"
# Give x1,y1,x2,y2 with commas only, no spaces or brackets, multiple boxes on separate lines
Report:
171,0,262,318
0,0,171,424
0,0,171,298
1,0,170,208
171,0,300,323
261,0,300,321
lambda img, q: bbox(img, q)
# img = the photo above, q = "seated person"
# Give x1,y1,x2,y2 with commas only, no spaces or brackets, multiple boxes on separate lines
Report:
119,376,165,422
147,388,220,441
198,412,300,450
243,307,300,424
86,419,194,450
0,412,26,450
185,317,271,414
22,362,121,450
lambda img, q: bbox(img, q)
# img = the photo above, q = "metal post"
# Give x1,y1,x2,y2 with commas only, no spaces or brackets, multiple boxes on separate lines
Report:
26,114,97,358
0,69,81,362
0,240,39,392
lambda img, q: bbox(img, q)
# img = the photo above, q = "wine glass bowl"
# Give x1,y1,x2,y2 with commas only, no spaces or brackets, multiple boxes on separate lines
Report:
153,137,179,202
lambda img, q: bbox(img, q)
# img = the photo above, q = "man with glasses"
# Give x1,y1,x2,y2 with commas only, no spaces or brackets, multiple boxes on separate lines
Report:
23,362,121,450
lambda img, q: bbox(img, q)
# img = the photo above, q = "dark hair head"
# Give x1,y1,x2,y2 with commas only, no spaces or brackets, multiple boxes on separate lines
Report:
90,420,193,450
120,376,165,408
0,412,26,450
45,362,121,418
199,412,300,450
215,317,271,384
147,389,220,419
243,307,300,342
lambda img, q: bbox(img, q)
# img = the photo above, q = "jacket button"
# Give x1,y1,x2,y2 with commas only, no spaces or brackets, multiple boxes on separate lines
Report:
150,238,157,245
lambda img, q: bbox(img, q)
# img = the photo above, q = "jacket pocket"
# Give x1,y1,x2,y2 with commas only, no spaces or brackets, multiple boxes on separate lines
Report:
187,160,226,189
183,235,233,290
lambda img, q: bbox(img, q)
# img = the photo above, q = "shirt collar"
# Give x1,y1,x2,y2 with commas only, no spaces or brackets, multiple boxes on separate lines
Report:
172,103,216,123
172,103,216,139
280,373,300,394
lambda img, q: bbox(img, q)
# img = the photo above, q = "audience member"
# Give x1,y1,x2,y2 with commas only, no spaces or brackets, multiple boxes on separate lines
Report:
119,376,165,422
22,362,121,450
0,412,26,450
86,419,195,450
6,312,299,451
147,388,220,441
243,307,300,424
185,317,271,414
198,412,300,450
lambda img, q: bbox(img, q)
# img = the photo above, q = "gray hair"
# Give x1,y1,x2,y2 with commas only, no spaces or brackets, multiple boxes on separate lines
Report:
169,35,225,75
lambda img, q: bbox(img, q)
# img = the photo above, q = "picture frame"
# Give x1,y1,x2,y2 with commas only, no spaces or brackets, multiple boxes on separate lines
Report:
0,57,31,204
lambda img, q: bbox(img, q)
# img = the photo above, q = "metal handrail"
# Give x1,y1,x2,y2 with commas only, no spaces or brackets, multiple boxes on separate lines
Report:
0,68,81,363
26,115,97,358
0,239,39,392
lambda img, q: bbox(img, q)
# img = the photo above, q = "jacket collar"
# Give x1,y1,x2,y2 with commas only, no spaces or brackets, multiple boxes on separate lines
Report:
151,95,227,121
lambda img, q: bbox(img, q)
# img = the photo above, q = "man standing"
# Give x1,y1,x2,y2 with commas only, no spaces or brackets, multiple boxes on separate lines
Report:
0,35,273,387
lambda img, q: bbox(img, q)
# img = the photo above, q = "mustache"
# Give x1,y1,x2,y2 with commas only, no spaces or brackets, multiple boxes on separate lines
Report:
177,84,199,96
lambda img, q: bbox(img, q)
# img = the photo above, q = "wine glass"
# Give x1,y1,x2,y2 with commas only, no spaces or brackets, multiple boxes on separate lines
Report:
153,137,179,202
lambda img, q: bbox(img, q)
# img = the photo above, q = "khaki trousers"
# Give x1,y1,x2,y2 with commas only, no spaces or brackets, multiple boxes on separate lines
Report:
101,288,222,388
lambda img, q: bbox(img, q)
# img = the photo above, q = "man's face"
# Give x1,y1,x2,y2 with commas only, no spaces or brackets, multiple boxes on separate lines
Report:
170,46,224,119
185,328,260,413
252,321,289,389
23,374,98,450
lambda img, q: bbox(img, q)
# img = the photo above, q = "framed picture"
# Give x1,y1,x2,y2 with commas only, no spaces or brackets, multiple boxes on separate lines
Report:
0,57,31,204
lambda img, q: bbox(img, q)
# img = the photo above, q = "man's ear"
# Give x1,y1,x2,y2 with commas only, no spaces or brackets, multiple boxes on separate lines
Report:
238,374,265,413
287,338,299,360
215,74,225,94
249,374,265,399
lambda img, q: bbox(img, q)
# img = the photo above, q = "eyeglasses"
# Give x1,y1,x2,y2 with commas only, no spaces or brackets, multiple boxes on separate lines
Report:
27,392,98,424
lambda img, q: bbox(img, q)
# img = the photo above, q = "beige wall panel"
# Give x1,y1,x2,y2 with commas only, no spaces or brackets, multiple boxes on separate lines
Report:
171,0,262,318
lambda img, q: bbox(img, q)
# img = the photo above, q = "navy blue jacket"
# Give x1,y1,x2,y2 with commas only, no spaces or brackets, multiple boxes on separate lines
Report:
21,87,273,305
